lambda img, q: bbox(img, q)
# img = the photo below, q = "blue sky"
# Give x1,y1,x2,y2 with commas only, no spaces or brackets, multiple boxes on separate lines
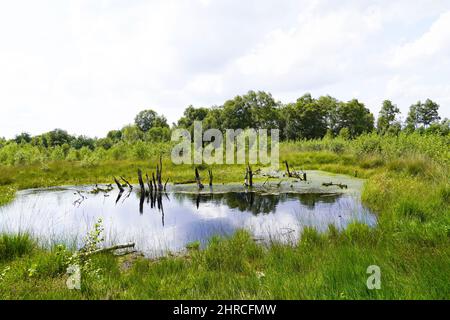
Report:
1,0,449,138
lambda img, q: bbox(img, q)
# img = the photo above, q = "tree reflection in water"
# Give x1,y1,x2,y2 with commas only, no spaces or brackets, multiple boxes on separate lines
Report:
172,192,342,215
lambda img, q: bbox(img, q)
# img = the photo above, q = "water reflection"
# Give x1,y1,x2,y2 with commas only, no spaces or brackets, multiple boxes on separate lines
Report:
176,192,342,214
0,186,376,257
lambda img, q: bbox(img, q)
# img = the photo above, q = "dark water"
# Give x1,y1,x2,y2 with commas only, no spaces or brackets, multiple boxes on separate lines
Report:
0,186,376,257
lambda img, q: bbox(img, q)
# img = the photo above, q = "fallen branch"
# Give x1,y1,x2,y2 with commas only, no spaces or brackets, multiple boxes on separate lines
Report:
137,169,145,193
146,173,153,192
322,182,348,189
113,177,124,193
195,167,204,189
208,168,213,186
120,176,133,190
81,243,135,257
173,180,196,185
244,164,253,187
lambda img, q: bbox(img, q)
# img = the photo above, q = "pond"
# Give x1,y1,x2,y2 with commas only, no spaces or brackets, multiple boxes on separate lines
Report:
0,171,376,257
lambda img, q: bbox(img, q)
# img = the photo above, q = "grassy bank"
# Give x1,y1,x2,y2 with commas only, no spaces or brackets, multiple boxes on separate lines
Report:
0,134,449,299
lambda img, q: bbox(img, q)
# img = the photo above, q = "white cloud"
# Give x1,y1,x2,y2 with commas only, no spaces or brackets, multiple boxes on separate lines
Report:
390,11,450,68
0,0,449,139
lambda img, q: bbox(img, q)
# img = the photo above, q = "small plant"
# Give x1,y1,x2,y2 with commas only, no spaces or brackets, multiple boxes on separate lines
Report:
28,263,38,278
186,241,201,251
65,219,105,288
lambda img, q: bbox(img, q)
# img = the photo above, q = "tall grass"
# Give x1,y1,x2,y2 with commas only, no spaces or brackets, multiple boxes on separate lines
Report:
0,234,35,262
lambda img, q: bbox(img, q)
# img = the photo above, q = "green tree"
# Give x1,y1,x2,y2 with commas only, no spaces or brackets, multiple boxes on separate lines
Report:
134,109,169,132
177,106,210,128
283,94,328,140
406,99,441,130
203,107,224,131
71,135,95,150
316,95,339,135
106,130,122,142
335,99,374,138
421,99,440,127
95,138,113,150
246,90,280,129
145,127,171,142
377,100,401,135
222,95,254,129
121,125,143,143
425,118,450,136
45,129,73,147
221,91,279,130
14,132,31,144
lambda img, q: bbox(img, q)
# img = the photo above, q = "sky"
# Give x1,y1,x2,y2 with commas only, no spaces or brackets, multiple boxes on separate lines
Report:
1,0,450,139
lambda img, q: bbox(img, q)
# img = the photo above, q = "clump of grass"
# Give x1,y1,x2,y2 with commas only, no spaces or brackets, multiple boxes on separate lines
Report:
0,234,35,262
396,200,427,222
197,230,263,273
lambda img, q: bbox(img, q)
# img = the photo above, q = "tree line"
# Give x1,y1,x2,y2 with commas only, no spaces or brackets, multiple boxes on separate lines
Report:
3,90,448,151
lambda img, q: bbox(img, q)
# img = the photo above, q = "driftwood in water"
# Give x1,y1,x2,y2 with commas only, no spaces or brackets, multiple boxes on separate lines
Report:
284,161,307,181
120,176,133,189
285,161,291,177
146,173,153,193
155,155,163,191
245,165,253,187
81,243,135,257
208,169,213,186
195,167,204,189
113,177,124,193
322,182,348,189
152,172,157,189
173,180,196,185
137,169,145,193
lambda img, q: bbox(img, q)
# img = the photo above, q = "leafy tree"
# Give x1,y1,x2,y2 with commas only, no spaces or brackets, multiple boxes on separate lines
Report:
283,94,328,140
221,90,279,130
121,125,143,143
14,132,32,144
95,138,113,150
71,135,95,150
203,107,224,131
316,95,339,134
44,129,73,147
177,106,210,128
421,99,440,127
406,99,441,130
335,99,374,138
106,130,123,142
246,90,280,129
134,109,169,132
222,95,254,129
145,127,171,142
424,118,450,136
338,127,350,140
377,100,401,135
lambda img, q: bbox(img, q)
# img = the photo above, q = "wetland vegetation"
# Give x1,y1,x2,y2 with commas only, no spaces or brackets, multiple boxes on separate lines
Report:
0,92,449,299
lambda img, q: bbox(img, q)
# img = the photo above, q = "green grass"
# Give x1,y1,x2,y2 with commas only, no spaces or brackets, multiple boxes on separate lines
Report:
0,134,449,299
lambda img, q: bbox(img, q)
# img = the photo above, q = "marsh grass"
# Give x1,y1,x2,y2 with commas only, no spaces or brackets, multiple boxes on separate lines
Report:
0,233,35,262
